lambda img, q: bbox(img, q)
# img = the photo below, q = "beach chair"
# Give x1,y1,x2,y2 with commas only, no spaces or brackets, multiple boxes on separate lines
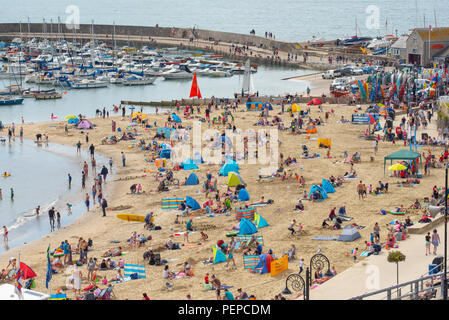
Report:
100,285,115,300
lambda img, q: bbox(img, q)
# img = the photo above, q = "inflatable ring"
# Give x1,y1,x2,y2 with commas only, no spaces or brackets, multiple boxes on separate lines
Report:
389,211,405,215
2,173,11,177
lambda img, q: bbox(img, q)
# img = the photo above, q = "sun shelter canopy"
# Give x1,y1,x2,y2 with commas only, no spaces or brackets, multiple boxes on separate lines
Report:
219,163,239,176
171,113,182,123
182,159,199,170
185,172,199,185
238,188,250,201
185,196,200,210
238,218,258,235
384,150,422,174
77,119,93,129
337,225,361,242
227,172,245,187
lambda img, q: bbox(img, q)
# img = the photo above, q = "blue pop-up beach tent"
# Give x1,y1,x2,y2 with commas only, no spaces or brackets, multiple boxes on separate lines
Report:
185,172,199,185
321,179,335,193
238,188,250,201
185,196,200,210
182,159,199,170
219,163,240,176
238,218,258,235
171,113,182,123
308,185,328,199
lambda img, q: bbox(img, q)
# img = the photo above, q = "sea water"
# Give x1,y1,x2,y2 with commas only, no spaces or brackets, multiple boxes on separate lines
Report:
0,138,110,252
2,0,448,42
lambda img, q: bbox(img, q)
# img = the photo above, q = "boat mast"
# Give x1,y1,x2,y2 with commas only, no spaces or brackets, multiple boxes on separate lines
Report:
91,20,95,67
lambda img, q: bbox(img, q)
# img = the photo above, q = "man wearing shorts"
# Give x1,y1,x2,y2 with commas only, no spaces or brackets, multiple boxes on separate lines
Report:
357,181,364,200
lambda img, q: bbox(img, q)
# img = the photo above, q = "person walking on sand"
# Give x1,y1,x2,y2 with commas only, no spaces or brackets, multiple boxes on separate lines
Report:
109,157,113,171
68,173,72,189
89,144,95,159
56,211,61,230
85,193,90,211
91,157,96,175
352,247,358,262
425,232,431,255
76,141,81,155
83,161,89,176
48,207,55,232
101,165,108,182
357,181,364,200
299,258,304,274
3,226,8,246
225,246,235,267
81,171,86,189
121,152,126,167
431,229,440,255
101,198,108,217
72,265,82,296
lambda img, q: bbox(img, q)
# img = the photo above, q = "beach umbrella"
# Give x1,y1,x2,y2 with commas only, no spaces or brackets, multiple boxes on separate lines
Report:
64,115,77,120
388,163,407,171
307,98,323,105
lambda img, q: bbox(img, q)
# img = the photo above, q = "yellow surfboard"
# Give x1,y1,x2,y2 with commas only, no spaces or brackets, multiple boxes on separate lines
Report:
116,214,146,222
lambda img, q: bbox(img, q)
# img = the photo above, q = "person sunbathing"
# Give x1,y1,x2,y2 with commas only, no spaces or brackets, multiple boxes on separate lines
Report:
109,269,124,283
166,239,180,250
102,247,122,257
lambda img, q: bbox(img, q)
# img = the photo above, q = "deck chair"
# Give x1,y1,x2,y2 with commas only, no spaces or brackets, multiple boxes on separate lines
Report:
101,285,115,300
97,288,107,300
3,269,16,281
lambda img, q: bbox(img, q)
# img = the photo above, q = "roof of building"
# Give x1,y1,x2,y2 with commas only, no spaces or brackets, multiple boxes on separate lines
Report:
391,35,409,49
435,46,449,57
413,27,449,42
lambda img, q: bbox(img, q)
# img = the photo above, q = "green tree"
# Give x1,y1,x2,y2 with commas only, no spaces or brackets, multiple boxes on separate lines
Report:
387,251,406,286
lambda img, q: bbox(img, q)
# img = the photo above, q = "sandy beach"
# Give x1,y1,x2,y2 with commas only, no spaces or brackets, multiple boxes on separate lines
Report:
0,99,444,300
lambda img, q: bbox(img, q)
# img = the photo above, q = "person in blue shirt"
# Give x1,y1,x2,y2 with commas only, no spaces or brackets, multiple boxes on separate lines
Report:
255,242,262,255
338,206,346,216
224,289,234,300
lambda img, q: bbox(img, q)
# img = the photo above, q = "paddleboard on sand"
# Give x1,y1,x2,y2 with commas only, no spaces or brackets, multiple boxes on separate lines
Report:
116,214,146,222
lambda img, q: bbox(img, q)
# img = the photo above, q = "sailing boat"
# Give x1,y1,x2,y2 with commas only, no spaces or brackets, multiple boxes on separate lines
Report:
237,59,256,98
189,72,202,98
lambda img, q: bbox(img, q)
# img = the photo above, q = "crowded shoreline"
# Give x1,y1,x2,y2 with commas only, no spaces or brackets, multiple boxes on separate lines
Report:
1,89,448,299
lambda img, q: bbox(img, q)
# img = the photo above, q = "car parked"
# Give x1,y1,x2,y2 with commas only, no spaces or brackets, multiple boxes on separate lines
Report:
322,69,341,79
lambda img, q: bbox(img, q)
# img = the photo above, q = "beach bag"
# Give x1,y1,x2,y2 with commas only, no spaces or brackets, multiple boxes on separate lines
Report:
30,279,36,289
154,226,162,230
130,273,138,280
76,261,83,266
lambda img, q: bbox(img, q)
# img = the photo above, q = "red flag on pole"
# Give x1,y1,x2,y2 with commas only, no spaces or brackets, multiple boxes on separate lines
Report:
189,73,202,98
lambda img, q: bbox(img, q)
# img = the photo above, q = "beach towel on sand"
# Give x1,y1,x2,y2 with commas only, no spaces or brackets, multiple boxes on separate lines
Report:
124,264,146,279
312,236,338,241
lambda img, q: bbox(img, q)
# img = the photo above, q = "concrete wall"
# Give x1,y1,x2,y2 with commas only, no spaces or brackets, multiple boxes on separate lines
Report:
0,22,301,52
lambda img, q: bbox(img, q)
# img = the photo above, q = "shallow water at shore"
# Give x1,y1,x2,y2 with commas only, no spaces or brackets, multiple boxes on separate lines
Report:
0,139,110,253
